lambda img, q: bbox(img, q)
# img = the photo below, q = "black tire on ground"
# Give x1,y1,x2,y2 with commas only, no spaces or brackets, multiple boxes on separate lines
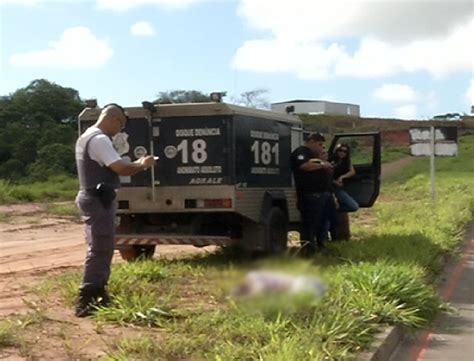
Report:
118,245,156,261
263,207,288,253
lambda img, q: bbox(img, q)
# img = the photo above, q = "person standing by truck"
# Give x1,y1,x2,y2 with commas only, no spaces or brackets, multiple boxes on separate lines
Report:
290,133,334,255
329,143,359,213
74,103,156,317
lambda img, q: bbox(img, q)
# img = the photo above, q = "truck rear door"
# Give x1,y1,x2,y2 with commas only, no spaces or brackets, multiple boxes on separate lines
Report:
153,116,232,186
114,115,152,187
79,111,153,188
329,132,381,207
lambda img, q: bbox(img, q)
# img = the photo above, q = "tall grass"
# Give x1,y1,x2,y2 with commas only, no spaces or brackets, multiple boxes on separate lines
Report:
0,175,77,204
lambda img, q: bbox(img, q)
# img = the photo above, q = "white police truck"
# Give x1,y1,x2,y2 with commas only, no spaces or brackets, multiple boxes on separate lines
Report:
78,101,380,260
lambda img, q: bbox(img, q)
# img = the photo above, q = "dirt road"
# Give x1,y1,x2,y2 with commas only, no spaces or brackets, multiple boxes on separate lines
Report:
381,156,416,180
0,204,211,317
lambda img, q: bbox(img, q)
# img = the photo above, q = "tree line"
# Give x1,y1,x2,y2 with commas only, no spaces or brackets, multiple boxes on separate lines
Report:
0,79,269,182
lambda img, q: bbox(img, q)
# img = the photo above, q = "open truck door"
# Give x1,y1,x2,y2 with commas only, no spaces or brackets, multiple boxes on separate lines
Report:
328,132,381,207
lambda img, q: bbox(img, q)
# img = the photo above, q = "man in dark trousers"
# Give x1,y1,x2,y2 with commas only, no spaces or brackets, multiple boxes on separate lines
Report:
290,133,334,254
74,103,156,317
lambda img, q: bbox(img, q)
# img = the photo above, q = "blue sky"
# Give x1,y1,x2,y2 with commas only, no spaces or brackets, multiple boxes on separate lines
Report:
0,0,473,119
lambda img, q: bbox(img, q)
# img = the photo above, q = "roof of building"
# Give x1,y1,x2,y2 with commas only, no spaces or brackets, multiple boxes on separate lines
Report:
271,99,359,107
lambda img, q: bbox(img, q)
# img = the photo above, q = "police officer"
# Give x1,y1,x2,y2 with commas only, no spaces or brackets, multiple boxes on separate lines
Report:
290,133,334,255
74,103,156,317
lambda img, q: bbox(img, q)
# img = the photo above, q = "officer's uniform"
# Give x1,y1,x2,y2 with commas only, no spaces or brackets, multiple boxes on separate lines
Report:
74,126,121,313
290,145,333,252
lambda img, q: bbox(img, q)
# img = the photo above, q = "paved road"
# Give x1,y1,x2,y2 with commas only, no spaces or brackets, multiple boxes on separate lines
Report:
389,224,474,361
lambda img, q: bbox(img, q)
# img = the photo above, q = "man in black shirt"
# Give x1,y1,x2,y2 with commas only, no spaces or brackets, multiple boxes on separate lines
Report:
290,133,334,254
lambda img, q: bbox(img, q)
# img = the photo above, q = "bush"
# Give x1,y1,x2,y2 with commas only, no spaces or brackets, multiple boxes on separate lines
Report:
28,144,76,181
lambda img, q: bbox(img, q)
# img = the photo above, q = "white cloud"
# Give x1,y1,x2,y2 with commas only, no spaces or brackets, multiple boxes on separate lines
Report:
96,0,201,11
394,104,417,119
9,27,113,69
232,39,346,80
373,84,418,103
334,22,474,78
466,79,474,104
131,21,156,36
233,0,474,79
238,0,473,43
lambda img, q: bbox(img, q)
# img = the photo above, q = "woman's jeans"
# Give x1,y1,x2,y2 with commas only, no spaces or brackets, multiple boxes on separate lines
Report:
335,189,359,213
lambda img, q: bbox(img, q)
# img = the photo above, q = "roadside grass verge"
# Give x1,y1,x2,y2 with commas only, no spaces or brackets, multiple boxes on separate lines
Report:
0,175,77,204
12,134,474,360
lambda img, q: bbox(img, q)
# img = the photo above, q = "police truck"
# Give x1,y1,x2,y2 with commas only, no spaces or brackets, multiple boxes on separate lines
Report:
78,100,380,260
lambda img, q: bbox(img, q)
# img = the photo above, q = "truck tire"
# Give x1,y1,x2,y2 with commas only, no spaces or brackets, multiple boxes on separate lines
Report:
263,207,288,253
118,245,156,261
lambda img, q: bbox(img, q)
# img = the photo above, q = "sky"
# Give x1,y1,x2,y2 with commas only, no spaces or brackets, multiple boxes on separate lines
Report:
0,0,473,119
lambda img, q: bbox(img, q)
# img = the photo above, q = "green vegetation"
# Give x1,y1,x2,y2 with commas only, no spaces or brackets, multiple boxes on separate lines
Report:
0,310,46,353
0,321,17,348
381,144,410,163
0,175,77,204
26,135,471,361
45,202,80,219
0,79,82,182
104,336,163,361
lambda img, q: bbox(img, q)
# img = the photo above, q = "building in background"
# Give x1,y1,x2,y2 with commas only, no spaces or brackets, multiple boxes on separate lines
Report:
271,99,360,117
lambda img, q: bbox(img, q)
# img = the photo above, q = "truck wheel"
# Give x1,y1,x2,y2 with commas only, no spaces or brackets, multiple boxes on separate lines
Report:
264,207,288,253
118,245,156,261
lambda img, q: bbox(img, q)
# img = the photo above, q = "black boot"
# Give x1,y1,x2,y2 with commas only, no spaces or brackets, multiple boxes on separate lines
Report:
74,286,101,317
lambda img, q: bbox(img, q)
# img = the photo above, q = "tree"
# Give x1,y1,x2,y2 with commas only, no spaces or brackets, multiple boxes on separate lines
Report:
0,79,84,181
155,90,211,104
232,88,270,109
0,159,25,181
0,79,83,128
28,144,76,181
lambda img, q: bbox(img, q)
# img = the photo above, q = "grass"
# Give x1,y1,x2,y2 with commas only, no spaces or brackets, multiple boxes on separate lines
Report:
0,321,17,348
5,133,474,360
0,175,77,204
381,144,410,163
45,202,80,219
104,335,163,361
0,309,47,355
